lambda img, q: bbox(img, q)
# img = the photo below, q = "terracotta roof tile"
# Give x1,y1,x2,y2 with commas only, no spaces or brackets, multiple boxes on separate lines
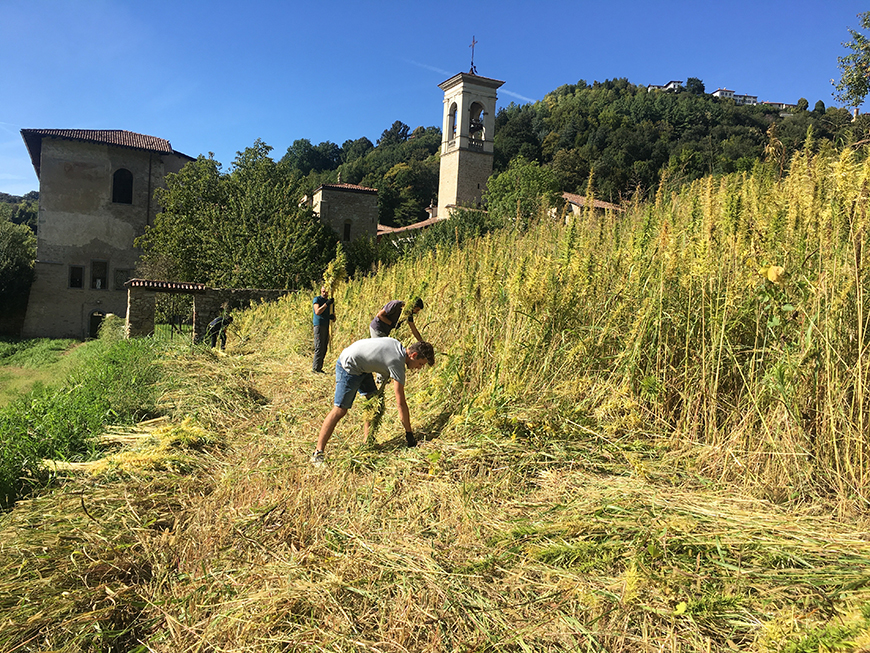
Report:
377,216,447,235
562,192,623,212
125,279,208,292
317,182,378,193
20,129,186,178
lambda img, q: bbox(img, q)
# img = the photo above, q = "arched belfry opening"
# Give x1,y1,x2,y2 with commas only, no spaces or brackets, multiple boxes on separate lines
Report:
436,71,504,218
448,103,458,140
469,102,485,141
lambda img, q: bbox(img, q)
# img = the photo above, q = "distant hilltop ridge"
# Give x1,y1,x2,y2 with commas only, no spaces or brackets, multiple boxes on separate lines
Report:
647,79,797,109
1,191,38,203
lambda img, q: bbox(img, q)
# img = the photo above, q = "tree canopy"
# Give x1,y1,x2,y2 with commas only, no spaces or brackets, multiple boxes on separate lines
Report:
137,141,336,289
834,12,870,111
0,216,36,333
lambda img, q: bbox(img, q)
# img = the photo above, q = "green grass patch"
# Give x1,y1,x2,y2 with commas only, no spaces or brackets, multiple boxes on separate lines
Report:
0,338,78,368
0,326,167,508
0,338,81,408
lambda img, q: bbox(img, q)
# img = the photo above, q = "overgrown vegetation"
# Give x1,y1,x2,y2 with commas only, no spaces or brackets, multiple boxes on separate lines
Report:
5,143,870,650
0,317,166,506
0,215,36,336
0,338,78,407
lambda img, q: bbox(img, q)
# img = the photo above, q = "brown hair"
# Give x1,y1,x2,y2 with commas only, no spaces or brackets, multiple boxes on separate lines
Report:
407,341,435,366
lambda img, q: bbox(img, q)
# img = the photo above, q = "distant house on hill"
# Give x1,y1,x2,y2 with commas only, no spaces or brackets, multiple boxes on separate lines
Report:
647,80,683,93
19,129,193,339
300,182,379,242
712,88,758,106
761,100,798,111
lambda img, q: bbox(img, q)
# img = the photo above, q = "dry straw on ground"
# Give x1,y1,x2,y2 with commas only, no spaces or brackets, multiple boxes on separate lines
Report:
5,148,870,650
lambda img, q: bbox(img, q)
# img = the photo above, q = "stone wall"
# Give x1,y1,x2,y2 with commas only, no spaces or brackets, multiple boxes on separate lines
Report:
125,281,290,343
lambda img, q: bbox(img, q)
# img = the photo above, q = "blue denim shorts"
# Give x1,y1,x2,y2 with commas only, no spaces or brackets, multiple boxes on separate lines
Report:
334,358,378,409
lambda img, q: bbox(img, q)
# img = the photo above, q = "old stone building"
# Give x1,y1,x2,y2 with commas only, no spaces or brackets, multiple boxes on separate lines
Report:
19,129,193,339
436,71,504,218
303,182,379,242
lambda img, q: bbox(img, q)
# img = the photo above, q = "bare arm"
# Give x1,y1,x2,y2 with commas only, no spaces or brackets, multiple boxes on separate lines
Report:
314,298,333,316
393,381,412,432
407,319,422,342
375,308,393,325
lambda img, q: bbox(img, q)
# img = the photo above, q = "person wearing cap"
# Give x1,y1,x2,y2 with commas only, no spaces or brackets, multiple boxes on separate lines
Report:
369,297,424,341
312,285,335,373
311,338,435,465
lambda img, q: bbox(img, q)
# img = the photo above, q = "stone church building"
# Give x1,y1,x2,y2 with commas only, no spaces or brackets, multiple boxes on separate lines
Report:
19,129,193,339
17,68,506,339
302,182,379,242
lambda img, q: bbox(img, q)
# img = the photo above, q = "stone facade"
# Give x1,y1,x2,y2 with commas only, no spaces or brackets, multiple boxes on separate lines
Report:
19,130,193,339
304,183,378,242
436,72,504,218
125,279,289,343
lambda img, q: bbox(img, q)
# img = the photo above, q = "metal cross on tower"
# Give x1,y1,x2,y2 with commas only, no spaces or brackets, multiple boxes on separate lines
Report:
469,36,478,75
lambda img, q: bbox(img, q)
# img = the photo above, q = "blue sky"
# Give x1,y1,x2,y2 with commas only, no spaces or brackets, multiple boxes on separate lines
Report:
1,0,867,196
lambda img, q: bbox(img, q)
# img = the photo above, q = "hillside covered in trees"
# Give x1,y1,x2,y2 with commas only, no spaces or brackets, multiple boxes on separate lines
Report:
283,77,863,219
137,76,864,292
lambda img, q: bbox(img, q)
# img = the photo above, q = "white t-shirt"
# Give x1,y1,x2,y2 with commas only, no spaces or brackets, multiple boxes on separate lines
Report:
339,337,407,386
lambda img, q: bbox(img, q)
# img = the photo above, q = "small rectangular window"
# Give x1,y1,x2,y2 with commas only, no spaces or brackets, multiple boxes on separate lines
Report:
69,265,84,289
114,269,131,290
343,222,352,241
91,261,108,290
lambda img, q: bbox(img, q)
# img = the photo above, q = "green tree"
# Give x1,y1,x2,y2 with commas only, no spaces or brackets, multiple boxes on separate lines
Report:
686,77,706,95
484,156,561,230
377,121,410,147
0,218,36,334
138,141,336,289
340,137,374,164
378,160,439,227
797,97,809,111
281,139,341,175
833,12,870,112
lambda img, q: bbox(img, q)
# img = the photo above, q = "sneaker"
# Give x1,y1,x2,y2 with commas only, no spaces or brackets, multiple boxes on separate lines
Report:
310,449,325,466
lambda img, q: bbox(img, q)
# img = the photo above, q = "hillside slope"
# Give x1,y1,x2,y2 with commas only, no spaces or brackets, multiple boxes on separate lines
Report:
4,148,870,650
2,335,870,651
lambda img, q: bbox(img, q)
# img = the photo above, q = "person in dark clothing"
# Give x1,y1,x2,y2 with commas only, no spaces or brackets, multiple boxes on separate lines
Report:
369,297,424,341
312,285,335,373
207,315,233,349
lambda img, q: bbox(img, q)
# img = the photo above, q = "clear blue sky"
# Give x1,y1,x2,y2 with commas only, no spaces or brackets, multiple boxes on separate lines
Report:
1,0,867,196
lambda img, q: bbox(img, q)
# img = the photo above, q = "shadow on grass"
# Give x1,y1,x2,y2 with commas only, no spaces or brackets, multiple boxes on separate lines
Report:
379,409,453,451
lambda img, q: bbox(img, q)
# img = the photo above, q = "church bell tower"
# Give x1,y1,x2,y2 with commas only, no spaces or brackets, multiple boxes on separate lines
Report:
436,69,504,218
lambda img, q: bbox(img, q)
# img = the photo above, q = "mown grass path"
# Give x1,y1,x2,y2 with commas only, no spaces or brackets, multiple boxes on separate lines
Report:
2,343,870,652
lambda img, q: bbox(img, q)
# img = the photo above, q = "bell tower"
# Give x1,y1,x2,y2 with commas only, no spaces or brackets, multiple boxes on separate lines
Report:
436,70,504,217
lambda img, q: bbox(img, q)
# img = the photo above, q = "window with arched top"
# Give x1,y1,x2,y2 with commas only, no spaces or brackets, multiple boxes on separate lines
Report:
112,168,133,204
448,103,458,139
343,221,352,242
469,102,485,140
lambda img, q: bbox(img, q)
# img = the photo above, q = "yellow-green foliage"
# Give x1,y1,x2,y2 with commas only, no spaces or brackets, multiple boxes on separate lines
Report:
52,418,219,476
241,147,870,505
9,145,870,653
322,242,348,292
